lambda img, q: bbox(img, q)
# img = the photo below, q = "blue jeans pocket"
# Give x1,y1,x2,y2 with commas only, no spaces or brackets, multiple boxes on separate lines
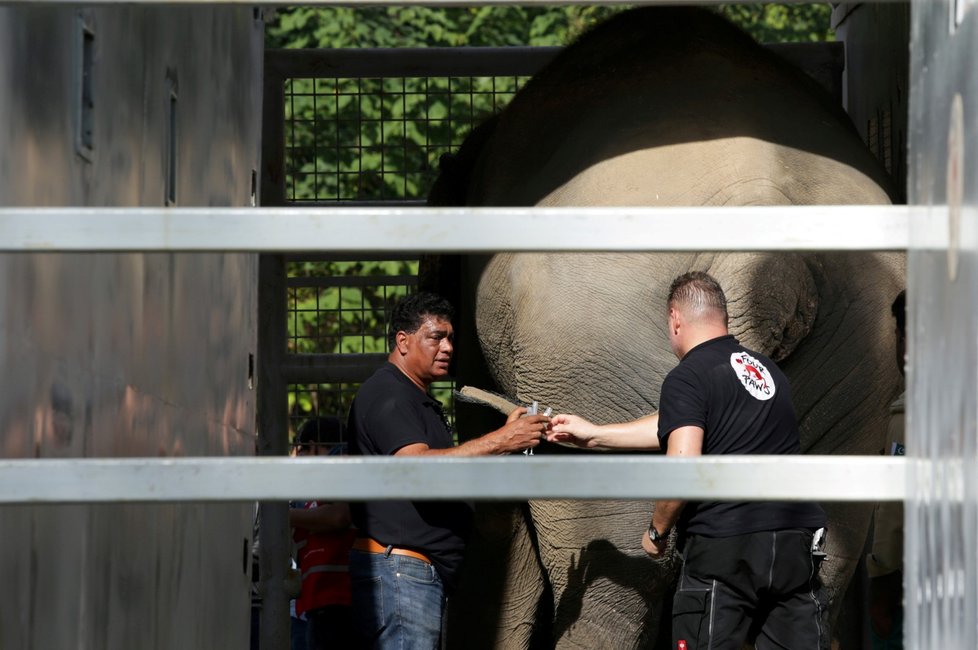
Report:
395,556,437,585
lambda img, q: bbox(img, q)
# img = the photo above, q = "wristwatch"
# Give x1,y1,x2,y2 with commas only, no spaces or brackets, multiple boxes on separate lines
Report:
648,523,671,543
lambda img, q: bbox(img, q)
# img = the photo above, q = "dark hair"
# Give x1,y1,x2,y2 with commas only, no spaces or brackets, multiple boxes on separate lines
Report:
891,290,906,336
387,292,455,350
667,271,728,324
295,416,344,451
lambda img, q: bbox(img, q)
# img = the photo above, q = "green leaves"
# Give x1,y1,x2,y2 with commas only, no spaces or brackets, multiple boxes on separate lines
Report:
268,5,833,51
717,3,834,43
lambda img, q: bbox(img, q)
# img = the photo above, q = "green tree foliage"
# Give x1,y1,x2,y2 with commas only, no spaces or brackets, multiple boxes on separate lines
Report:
717,4,834,42
267,6,628,50
267,4,833,50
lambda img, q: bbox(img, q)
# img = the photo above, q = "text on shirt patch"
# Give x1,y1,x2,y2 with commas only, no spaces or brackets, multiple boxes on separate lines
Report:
729,352,776,401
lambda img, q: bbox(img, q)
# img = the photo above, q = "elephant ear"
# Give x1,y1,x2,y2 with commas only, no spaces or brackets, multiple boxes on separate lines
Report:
707,253,818,362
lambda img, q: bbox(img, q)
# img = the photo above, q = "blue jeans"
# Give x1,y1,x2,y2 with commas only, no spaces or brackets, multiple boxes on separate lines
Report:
290,615,309,650
349,549,445,650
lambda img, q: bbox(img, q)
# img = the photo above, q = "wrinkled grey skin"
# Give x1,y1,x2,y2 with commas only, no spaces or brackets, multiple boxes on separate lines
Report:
428,8,904,649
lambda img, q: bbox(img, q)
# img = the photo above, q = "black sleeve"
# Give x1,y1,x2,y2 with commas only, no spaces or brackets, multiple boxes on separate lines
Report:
657,366,708,448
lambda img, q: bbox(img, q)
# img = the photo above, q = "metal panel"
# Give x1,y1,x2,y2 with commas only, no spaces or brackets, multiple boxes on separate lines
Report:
0,204,913,252
908,1,978,649
832,3,911,201
0,456,907,503
0,6,262,650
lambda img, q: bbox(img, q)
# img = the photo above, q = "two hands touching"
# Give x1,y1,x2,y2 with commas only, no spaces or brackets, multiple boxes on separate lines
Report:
494,409,630,453
548,412,661,452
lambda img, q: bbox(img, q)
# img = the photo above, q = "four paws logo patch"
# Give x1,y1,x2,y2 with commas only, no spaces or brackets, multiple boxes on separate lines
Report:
730,352,776,401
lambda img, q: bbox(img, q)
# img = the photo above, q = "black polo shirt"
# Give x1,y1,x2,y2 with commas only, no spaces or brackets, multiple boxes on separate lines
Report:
349,362,471,586
657,335,826,537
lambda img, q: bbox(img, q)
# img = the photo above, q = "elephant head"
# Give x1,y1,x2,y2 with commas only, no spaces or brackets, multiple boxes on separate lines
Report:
428,7,904,648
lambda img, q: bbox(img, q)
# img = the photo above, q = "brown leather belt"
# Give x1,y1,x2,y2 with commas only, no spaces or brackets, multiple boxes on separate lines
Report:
352,537,432,565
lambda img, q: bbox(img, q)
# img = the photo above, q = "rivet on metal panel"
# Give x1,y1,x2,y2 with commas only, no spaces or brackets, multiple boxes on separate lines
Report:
946,94,964,282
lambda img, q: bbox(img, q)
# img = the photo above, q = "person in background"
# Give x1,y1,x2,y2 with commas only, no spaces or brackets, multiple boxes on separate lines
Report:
290,417,356,650
868,290,906,649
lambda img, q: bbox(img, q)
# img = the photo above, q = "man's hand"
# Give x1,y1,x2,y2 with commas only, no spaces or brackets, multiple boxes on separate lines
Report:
547,413,599,448
642,528,668,559
506,406,528,424
486,408,550,454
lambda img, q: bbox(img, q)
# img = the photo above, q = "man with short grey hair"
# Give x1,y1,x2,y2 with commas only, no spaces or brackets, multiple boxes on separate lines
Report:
550,271,829,650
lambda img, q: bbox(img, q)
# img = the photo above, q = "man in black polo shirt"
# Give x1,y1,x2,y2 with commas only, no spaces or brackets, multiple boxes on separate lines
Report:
348,292,550,650
549,271,828,649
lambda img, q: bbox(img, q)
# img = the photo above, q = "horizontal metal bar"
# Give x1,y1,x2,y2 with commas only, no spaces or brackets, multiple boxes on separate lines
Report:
286,274,417,289
267,47,558,79
285,252,420,263
267,42,842,103
0,205,913,253
287,201,426,208
283,353,387,383
0,456,906,504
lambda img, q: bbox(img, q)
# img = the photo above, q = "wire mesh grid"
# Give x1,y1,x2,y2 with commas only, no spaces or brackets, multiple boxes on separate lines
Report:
285,258,458,439
284,74,525,202
286,260,418,354
280,64,533,437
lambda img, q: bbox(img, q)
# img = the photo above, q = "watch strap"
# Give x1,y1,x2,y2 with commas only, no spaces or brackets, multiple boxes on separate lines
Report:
648,523,671,542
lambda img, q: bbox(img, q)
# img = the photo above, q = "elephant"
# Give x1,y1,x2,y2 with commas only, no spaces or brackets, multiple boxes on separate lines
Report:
426,7,904,649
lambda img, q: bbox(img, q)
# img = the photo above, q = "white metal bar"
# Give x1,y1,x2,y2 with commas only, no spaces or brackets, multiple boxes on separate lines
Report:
0,456,906,504
0,205,913,253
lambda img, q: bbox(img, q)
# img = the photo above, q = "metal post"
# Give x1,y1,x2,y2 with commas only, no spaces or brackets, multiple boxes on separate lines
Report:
257,254,290,650
257,63,290,650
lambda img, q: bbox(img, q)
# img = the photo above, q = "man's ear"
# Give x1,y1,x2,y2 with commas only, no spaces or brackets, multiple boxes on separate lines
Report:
394,330,410,355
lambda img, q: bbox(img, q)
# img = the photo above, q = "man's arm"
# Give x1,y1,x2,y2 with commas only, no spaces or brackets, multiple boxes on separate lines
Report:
394,407,550,457
289,502,351,532
643,425,703,558
547,413,660,450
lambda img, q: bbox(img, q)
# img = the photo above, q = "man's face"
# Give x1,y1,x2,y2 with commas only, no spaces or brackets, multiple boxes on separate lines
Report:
402,315,454,384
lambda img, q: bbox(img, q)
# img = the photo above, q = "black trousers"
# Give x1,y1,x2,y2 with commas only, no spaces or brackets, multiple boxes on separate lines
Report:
672,529,828,650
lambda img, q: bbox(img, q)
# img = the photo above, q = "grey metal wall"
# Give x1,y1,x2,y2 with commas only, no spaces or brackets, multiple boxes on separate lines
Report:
833,2,911,202
0,6,263,649
907,1,978,648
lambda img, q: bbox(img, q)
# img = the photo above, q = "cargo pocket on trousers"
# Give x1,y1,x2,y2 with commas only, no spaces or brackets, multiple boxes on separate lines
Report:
672,588,711,650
